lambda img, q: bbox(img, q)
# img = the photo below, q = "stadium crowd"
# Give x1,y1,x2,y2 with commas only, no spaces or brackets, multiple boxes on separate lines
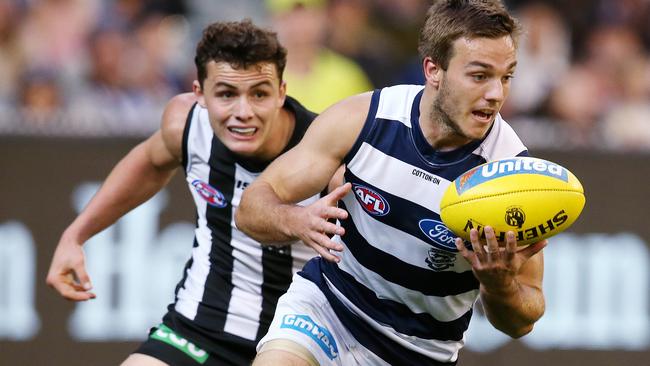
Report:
0,0,649,151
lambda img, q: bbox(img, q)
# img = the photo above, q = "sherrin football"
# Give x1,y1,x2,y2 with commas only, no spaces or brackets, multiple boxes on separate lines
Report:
440,157,585,246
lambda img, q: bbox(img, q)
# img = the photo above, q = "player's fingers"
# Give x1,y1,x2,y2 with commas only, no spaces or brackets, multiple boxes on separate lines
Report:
504,231,517,262
72,264,93,291
469,229,485,260
61,286,96,301
310,231,344,252
51,277,95,301
517,239,547,260
319,220,345,237
455,237,478,266
484,226,500,261
309,236,342,263
322,206,348,221
324,182,351,205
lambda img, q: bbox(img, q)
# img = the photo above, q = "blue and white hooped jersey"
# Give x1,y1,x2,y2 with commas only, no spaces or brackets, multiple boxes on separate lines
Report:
299,85,528,365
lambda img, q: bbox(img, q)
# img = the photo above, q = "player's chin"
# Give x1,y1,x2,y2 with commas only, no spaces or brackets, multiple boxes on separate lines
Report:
226,141,262,157
465,126,491,140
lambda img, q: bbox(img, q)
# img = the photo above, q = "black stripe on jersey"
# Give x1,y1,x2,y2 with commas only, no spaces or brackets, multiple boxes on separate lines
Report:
300,259,460,365
338,200,479,295
195,135,237,327
170,238,197,306
181,102,198,172
256,246,293,340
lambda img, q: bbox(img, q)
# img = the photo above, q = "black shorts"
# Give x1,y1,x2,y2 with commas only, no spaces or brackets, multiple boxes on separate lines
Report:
133,323,256,366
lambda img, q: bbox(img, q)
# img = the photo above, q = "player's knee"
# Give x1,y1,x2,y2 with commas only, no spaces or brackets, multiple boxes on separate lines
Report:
120,353,169,366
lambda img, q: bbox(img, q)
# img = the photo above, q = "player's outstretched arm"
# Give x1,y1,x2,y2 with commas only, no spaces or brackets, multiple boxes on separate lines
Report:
46,93,194,300
455,226,546,338
236,93,371,262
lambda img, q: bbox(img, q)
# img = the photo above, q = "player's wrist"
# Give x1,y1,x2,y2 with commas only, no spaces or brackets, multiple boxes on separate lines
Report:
280,204,306,240
481,279,519,298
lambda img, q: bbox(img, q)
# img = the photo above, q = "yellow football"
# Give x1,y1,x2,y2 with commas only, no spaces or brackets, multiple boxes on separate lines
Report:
440,157,585,246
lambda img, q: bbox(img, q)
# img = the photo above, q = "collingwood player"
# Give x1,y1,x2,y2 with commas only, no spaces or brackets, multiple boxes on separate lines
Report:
46,20,325,366
237,1,547,365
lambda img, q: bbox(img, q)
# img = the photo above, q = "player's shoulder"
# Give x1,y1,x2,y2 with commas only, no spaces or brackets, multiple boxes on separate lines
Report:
158,93,198,157
374,84,424,126
164,93,198,124
161,93,197,135
322,91,373,118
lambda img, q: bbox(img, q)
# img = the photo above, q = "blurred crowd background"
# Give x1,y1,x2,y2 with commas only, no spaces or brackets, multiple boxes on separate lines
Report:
1,0,649,151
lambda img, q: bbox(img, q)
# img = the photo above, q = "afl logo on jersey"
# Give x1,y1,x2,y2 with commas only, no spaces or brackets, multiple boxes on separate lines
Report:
191,180,227,208
353,184,389,216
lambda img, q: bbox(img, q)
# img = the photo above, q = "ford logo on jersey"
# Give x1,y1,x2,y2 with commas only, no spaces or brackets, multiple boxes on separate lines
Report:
191,179,227,208
419,219,459,251
353,184,389,216
281,314,339,360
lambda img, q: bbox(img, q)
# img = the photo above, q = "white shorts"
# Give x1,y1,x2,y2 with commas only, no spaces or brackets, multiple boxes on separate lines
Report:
257,273,390,366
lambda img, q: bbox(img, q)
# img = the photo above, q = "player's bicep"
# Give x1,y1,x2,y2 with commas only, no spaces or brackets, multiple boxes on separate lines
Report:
261,142,342,203
259,92,372,203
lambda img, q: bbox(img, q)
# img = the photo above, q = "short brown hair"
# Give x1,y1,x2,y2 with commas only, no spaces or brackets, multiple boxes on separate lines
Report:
194,19,287,87
418,0,521,70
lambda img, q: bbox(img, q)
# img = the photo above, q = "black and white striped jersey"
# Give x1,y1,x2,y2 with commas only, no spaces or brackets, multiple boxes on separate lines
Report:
163,96,319,353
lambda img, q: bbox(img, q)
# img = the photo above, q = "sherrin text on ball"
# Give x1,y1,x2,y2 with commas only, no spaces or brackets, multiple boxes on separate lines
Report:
440,157,585,246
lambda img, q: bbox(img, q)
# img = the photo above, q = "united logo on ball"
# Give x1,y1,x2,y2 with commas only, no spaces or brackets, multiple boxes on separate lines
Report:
440,157,585,246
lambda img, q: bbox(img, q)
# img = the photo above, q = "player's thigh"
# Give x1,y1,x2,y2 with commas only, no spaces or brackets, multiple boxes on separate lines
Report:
253,348,312,366
121,353,169,366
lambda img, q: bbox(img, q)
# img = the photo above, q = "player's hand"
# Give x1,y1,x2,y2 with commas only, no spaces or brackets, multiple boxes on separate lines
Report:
455,226,546,290
292,182,351,263
46,235,96,301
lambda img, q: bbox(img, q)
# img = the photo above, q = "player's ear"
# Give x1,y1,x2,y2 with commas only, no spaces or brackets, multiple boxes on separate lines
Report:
193,80,206,107
278,79,287,105
423,57,443,89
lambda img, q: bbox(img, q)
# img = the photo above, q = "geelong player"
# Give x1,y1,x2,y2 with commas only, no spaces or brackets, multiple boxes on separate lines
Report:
236,1,547,365
47,20,323,366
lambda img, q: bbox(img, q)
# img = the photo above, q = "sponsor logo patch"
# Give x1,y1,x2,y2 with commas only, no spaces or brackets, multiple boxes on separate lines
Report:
191,179,227,208
150,324,209,364
456,158,569,194
418,219,459,251
425,247,457,271
281,314,339,360
352,184,389,216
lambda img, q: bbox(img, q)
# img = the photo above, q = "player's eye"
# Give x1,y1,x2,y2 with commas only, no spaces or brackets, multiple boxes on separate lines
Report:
217,91,234,99
471,74,487,82
253,90,268,99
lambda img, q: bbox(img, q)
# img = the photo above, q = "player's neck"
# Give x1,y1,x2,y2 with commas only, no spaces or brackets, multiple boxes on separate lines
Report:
419,93,472,151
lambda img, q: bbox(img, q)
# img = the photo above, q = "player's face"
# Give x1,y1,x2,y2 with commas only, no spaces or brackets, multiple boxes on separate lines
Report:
432,35,517,142
196,61,287,158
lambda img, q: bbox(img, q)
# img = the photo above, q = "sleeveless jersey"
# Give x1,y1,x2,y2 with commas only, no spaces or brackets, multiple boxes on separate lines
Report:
165,96,319,353
299,85,528,365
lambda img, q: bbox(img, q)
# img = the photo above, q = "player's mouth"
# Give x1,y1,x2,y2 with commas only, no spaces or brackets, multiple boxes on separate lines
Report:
228,126,257,138
471,109,494,123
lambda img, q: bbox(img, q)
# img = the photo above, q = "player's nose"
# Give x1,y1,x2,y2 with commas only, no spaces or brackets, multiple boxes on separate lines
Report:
234,96,254,120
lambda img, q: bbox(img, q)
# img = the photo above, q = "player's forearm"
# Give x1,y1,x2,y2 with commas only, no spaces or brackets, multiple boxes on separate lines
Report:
236,182,302,244
65,143,177,244
480,280,545,338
